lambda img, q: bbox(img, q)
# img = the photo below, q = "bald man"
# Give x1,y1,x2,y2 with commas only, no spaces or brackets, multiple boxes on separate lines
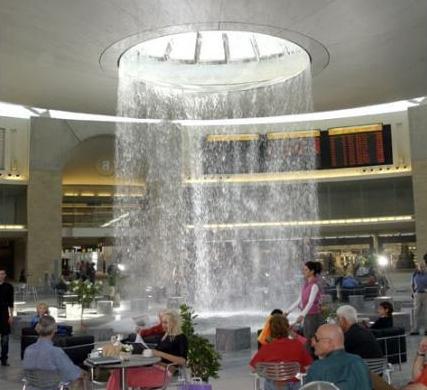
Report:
305,324,372,390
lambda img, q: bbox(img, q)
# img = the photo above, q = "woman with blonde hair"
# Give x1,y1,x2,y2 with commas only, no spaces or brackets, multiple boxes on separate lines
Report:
31,303,49,327
106,310,188,390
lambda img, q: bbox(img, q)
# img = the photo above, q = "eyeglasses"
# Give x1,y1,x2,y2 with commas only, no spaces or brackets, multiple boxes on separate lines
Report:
312,334,331,343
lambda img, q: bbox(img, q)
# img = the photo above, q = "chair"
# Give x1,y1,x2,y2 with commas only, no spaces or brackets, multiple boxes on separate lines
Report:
22,369,70,389
254,362,300,390
164,364,189,388
300,381,340,390
370,327,407,367
363,358,393,384
147,363,188,389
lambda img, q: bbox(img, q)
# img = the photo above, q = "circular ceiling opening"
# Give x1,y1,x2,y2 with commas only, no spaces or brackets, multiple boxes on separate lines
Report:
118,31,311,92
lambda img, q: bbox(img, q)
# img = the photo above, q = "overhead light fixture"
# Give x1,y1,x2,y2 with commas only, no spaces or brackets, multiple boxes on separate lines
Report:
0,224,26,230
186,215,413,230
101,213,130,227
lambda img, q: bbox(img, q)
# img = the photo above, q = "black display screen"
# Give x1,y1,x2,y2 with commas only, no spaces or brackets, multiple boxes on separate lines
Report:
321,124,393,169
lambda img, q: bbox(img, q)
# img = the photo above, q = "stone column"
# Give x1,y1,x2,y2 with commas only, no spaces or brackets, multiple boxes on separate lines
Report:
26,117,78,286
409,103,427,261
26,169,62,285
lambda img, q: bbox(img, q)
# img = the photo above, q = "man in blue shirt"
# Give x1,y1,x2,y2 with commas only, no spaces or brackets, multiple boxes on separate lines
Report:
23,315,85,387
411,256,427,335
305,324,372,390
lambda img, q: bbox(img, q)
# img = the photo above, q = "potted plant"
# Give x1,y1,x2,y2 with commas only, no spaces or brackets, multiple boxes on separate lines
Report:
180,304,221,382
69,279,103,328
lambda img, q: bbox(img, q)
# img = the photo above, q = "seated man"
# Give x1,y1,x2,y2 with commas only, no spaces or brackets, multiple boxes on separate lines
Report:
250,314,312,390
305,324,372,390
336,305,383,359
23,315,86,387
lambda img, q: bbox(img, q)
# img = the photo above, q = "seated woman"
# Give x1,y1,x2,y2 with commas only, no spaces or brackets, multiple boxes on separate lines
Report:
258,309,283,346
106,310,188,390
31,303,49,327
404,337,427,389
370,301,394,329
249,314,313,390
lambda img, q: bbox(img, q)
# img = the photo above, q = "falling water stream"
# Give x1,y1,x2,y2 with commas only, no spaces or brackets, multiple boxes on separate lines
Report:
113,52,319,328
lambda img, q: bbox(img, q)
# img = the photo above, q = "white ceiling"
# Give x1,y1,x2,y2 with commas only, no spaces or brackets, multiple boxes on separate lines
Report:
0,0,426,116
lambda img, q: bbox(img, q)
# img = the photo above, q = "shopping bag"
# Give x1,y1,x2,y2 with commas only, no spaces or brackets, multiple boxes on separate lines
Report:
179,377,212,390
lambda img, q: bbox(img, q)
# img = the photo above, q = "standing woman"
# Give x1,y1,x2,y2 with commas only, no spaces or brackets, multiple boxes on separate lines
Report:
285,261,323,340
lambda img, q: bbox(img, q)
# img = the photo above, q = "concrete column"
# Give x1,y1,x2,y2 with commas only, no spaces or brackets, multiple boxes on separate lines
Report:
25,117,116,285
409,103,427,261
26,169,62,285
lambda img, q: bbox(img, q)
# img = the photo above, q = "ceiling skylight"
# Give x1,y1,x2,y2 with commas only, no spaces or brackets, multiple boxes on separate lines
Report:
119,30,311,91
127,30,305,65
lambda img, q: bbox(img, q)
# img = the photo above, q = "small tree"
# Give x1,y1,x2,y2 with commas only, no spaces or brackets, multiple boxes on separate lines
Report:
69,279,102,327
180,304,221,382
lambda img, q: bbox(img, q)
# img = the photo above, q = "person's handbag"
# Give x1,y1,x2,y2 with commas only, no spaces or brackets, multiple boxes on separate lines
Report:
179,377,212,390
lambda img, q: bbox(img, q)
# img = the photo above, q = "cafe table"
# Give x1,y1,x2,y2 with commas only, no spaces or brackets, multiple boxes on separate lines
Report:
85,355,161,390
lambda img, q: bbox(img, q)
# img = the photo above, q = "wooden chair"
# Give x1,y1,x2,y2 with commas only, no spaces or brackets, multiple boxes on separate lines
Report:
254,361,300,390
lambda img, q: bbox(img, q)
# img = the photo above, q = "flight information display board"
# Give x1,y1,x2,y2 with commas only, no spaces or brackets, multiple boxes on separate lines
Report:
201,123,393,174
322,124,392,169
202,133,261,174
264,130,321,172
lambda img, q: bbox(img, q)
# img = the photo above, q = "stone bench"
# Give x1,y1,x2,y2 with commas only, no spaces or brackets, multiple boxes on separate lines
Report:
86,327,114,341
374,296,394,311
393,311,411,332
167,296,184,309
131,298,151,313
215,327,251,352
349,295,365,311
96,300,113,315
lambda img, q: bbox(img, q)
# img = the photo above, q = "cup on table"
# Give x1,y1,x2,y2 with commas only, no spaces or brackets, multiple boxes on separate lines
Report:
143,349,153,357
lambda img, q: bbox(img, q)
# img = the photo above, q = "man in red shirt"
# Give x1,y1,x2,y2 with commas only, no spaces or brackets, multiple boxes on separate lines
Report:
250,314,312,390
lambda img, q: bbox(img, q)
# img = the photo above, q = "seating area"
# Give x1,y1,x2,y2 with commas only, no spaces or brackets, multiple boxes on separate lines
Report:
0,267,422,390
20,326,95,366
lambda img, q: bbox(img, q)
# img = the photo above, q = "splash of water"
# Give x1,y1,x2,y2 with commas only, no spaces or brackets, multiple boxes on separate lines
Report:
114,63,318,314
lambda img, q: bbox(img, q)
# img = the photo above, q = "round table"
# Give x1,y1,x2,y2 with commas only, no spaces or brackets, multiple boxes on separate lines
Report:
85,355,161,390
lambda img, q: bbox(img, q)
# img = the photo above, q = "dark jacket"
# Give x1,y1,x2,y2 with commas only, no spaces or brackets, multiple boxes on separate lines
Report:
370,316,393,330
344,324,383,359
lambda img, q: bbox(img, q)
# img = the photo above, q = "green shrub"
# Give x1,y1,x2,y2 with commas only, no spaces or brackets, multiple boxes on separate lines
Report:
180,304,221,382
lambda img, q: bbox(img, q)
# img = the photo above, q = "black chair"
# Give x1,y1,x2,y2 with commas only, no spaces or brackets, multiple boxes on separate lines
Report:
370,327,407,366
21,326,72,359
56,335,95,366
21,327,94,367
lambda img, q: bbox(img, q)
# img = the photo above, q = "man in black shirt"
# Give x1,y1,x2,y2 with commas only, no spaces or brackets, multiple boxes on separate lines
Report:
336,305,383,359
0,267,14,366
